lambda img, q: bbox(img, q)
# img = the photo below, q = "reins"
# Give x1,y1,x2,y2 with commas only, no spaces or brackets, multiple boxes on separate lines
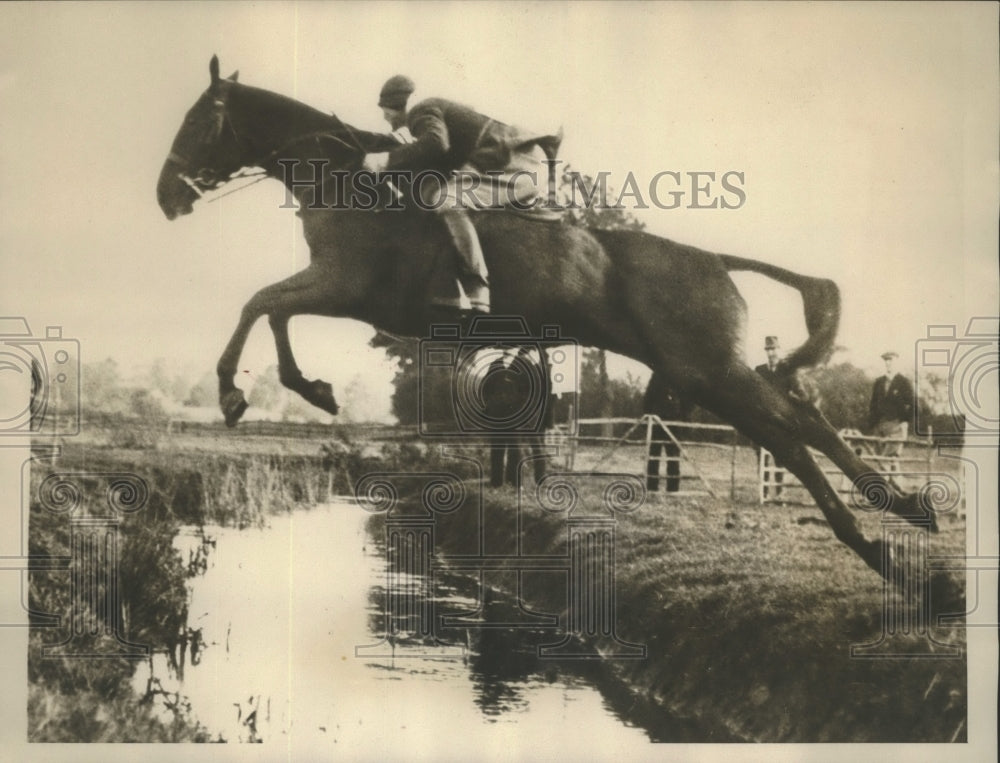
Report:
206,122,366,205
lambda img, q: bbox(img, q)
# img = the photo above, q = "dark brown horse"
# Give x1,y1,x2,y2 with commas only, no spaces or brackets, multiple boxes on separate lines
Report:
157,57,948,588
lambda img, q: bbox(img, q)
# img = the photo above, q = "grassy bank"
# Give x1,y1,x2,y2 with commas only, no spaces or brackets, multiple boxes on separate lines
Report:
28,428,966,742
375,466,968,742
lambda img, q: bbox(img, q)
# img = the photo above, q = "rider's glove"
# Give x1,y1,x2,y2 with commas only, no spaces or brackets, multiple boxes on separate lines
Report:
362,152,389,173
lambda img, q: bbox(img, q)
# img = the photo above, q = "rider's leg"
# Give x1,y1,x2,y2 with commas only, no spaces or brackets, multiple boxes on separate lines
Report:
438,208,490,314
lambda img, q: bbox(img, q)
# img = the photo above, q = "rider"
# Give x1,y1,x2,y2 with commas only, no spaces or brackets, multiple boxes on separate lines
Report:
363,75,555,317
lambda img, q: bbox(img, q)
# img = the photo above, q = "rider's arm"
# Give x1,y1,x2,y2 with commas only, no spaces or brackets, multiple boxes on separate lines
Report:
385,100,450,171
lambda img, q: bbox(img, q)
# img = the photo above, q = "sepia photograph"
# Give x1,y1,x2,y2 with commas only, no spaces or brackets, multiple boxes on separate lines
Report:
1,2,996,761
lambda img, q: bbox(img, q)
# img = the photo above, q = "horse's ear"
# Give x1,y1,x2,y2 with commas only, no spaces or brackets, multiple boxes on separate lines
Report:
227,70,239,82
210,55,220,84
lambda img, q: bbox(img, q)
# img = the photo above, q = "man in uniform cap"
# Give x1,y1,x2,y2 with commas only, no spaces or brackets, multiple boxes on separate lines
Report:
755,336,784,385
754,335,817,403
363,75,558,318
868,350,914,458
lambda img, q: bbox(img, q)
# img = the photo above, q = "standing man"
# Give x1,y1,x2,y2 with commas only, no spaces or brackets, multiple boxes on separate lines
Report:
754,335,819,403
643,373,691,493
483,353,521,488
868,350,914,458
754,335,784,385
754,336,787,499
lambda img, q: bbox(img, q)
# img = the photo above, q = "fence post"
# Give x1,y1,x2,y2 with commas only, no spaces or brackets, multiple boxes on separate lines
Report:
643,415,654,493
729,430,737,501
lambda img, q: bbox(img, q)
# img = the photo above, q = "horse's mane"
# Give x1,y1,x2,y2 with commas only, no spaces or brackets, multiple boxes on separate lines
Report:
229,80,398,154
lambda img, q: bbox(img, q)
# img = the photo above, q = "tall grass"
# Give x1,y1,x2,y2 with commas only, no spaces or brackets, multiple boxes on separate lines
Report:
26,435,377,742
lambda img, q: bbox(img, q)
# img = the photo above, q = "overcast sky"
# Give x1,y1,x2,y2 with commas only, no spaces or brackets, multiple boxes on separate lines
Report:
1,2,996,419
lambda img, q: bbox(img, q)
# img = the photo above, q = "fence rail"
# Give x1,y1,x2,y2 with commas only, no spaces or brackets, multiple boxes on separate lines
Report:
82,415,420,443
568,415,937,503
91,414,937,505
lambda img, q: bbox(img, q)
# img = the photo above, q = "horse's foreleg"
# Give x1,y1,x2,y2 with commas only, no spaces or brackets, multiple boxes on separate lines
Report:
216,266,338,426
217,300,264,426
268,314,339,415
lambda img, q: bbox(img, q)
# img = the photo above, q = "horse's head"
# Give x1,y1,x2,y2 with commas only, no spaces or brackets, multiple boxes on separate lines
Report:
157,56,246,220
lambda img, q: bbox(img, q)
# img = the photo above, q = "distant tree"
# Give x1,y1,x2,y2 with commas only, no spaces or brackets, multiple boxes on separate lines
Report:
811,362,872,431
81,358,129,414
281,393,326,423
914,371,965,442
371,334,416,424
338,373,390,423
247,365,282,413
146,358,191,404
577,348,646,419
129,389,168,422
185,371,217,407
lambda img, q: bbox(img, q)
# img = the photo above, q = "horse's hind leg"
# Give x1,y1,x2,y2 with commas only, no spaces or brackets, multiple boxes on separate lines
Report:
789,403,938,530
680,364,890,577
736,408,884,575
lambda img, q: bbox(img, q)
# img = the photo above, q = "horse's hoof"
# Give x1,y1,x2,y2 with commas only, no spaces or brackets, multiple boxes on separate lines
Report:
306,379,340,416
220,389,249,427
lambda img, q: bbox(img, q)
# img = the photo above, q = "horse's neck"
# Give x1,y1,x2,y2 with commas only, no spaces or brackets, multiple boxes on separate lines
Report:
231,85,339,160
229,85,396,206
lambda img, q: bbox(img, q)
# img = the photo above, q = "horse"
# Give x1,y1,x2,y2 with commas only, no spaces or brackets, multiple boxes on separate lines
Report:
156,57,948,590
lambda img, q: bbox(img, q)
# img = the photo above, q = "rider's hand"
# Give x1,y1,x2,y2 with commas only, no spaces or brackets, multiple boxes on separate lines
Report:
362,152,389,173
391,127,415,144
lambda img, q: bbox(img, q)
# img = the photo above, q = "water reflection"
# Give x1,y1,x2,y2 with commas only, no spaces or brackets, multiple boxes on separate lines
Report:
136,503,663,754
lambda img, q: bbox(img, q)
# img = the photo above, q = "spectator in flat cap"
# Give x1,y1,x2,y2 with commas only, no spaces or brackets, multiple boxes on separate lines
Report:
868,350,914,459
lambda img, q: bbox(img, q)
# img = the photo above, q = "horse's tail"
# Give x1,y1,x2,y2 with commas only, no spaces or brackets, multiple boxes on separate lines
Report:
718,254,841,372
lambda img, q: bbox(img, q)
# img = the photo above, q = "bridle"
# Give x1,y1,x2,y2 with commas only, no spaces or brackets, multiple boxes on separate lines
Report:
170,88,367,203
168,93,251,196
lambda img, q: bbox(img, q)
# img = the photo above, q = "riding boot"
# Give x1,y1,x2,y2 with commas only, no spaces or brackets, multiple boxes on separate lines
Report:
439,209,490,313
